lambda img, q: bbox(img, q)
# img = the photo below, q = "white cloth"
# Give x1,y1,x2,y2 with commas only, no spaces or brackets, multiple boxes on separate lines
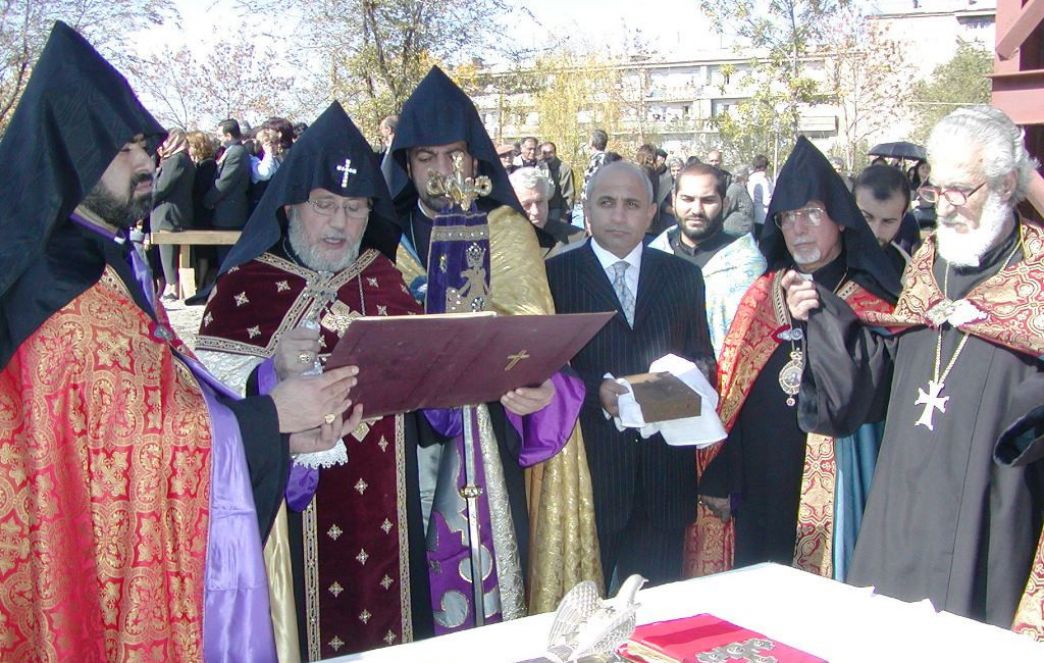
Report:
327,563,1044,662
604,354,726,447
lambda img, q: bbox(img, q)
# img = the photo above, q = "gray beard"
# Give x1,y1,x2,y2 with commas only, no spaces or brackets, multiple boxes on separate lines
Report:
287,219,360,273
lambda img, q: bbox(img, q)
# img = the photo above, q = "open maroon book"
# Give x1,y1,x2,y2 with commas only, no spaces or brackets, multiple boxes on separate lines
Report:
325,311,614,417
618,614,827,663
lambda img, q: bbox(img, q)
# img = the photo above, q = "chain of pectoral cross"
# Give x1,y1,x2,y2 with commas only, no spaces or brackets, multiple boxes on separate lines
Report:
914,234,1022,432
914,264,970,431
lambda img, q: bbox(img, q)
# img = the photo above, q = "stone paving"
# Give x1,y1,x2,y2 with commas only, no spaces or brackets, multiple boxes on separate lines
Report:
163,300,205,350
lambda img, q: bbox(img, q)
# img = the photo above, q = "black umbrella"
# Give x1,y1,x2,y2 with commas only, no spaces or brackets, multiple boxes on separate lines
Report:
868,141,926,161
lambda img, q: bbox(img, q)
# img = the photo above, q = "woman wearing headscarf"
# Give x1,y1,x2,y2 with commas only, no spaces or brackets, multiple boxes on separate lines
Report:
151,127,195,300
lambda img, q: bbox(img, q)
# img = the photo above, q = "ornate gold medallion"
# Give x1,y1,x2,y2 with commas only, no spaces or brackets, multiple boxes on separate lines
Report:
321,300,360,336
778,349,804,407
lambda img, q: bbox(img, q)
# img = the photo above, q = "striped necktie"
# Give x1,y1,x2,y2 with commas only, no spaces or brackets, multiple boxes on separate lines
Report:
610,260,635,327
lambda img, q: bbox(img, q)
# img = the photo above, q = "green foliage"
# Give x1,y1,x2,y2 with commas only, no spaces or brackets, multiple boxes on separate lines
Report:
530,55,624,173
712,86,796,170
281,0,511,143
908,40,993,142
700,0,852,141
698,0,856,173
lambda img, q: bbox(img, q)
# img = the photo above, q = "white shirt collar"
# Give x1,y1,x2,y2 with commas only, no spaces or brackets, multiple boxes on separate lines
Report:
590,238,642,272
590,238,643,298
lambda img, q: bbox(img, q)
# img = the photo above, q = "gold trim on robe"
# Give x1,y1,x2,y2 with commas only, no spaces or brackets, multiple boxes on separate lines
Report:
1013,528,1044,641
685,272,894,579
861,219,1044,356
0,266,212,660
395,205,604,612
196,248,419,660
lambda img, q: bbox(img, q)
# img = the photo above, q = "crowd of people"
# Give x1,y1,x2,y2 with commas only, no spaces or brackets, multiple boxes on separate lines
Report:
1,21,1042,663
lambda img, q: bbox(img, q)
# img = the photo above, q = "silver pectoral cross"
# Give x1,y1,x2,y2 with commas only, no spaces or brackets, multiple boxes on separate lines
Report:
336,158,357,188
914,379,948,431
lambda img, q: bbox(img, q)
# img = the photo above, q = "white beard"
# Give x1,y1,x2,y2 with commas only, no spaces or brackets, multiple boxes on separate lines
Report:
936,192,1013,268
288,219,361,273
791,244,822,269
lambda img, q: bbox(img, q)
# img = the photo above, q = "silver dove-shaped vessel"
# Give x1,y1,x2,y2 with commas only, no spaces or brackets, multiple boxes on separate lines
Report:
543,574,647,662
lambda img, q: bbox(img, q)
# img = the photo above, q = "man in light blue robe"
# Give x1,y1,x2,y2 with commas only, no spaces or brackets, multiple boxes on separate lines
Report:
650,162,766,357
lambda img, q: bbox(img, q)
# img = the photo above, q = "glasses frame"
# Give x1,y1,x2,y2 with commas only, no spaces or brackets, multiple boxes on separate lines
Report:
307,198,371,220
774,206,827,230
917,181,986,207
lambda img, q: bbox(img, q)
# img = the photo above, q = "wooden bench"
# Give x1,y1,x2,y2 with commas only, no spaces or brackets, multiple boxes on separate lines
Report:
151,230,241,297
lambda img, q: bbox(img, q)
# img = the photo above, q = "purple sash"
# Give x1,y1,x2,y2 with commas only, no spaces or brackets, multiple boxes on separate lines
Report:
425,209,492,314
183,355,278,663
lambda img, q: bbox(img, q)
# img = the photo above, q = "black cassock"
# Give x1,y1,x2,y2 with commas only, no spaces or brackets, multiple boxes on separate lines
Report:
798,228,1044,628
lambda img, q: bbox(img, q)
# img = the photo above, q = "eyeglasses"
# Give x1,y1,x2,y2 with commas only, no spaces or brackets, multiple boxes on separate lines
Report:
775,206,827,229
917,182,985,207
308,198,371,219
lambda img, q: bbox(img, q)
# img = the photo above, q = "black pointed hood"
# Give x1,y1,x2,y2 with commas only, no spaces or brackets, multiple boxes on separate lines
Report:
761,137,901,302
0,21,166,370
382,66,523,217
219,101,401,275
0,20,165,300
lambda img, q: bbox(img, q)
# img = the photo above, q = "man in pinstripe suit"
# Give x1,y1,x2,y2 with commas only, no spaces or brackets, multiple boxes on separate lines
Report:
545,162,716,588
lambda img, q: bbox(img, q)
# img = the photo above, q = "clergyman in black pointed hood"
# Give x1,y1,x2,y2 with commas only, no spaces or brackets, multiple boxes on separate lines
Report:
217,101,401,276
379,65,602,631
382,65,553,274
0,21,165,366
195,101,436,658
691,136,899,578
761,136,901,303
0,22,356,662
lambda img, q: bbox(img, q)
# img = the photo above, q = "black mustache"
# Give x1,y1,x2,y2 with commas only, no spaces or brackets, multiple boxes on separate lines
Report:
130,173,152,188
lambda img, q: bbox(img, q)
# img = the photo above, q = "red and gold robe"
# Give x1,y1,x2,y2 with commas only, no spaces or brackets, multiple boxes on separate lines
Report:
683,270,894,578
196,248,423,659
0,266,212,661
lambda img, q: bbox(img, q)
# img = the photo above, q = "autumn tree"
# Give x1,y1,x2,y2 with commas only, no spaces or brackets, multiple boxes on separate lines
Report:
529,54,624,174
0,0,173,133
713,89,788,171
823,9,914,171
240,0,517,142
127,41,294,130
700,0,851,147
907,40,992,143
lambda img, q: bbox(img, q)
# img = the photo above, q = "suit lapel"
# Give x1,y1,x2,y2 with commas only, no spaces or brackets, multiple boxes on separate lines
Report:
577,241,626,322
633,246,667,329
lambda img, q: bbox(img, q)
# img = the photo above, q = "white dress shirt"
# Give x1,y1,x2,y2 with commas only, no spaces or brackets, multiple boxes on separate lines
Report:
590,238,642,298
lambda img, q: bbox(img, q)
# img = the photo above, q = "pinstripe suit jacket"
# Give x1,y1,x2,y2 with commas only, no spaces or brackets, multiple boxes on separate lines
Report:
545,240,715,534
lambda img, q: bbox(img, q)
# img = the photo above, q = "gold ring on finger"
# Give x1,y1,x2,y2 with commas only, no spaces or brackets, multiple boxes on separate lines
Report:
323,413,337,425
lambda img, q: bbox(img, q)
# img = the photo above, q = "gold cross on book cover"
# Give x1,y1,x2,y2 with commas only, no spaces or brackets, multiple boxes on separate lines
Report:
324,311,613,417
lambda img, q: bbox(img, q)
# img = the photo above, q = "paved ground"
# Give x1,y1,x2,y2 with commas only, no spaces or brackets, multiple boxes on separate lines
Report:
163,300,205,350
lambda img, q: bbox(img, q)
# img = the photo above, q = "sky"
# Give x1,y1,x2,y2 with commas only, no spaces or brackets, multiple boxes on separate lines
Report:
131,0,721,61
132,0,988,60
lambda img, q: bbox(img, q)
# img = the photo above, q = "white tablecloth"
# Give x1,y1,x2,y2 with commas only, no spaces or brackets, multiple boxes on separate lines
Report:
329,563,1044,662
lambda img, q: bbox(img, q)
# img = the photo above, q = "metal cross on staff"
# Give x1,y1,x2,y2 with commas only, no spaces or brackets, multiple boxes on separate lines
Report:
426,152,493,211
336,158,357,188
